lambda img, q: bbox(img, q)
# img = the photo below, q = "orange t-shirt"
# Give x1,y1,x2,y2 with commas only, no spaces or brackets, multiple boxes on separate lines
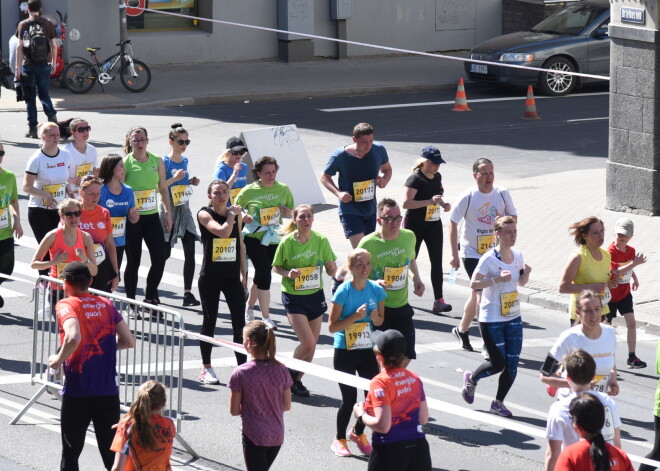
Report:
554,439,634,471
110,414,175,471
79,205,112,244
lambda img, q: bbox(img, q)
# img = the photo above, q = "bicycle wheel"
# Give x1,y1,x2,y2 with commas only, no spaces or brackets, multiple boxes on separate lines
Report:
120,59,151,93
63,60,96,94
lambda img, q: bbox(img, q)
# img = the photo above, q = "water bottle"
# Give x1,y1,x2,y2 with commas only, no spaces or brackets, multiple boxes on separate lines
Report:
447,267,457,284
22,30,30,48
102,62,111,73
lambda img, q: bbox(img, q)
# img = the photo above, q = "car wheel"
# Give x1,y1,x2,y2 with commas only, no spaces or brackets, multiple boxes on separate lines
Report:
538,57,576,96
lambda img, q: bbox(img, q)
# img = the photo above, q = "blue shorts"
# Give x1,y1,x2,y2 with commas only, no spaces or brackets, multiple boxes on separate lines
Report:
281,290,327,321
340,213,377,239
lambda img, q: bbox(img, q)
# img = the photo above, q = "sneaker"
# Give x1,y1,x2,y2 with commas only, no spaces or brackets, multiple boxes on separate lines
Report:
199,367,220,385
263,316,278,331
330,438,351,457
291,380,310,397
348,429,372,455
183,292,201,307
490,400,513,417
26,127,38,139
452,327,474,352
245,306,255,323
461,371,476,404
627,356,647,369
432,298,452,314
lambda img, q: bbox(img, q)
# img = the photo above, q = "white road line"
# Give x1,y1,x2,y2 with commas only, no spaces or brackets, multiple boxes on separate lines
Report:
566,117,609,122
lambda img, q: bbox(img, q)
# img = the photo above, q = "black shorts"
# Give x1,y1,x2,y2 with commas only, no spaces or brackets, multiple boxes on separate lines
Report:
281,290,327,321
462,257,479,279
340,213,377,239
378,304,416,359
607,292,634,318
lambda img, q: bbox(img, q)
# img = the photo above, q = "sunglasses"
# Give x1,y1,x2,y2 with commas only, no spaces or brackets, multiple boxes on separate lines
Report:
62,211,82,218
380,216,403,223
75,126,91,133
0,151,5,157
174,139,191,146
231,150,246,156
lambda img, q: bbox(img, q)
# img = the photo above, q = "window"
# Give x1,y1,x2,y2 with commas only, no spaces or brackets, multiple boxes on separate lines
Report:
127,0,199,31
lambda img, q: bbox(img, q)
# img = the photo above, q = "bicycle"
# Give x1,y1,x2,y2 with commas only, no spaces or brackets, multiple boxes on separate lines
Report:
63,39,151,94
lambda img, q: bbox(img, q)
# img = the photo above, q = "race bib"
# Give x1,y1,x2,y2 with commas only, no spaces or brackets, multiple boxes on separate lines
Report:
171,184,193,207
600,287,612,307
425,204,441,222
212,238,237,262
75,162,93,178
134,189,157,213
93,244,106,264
0,208,9,230
345,322,373,350
353,179,375,202
229,188,241,205
602,406,615,443
42,183,66,206
592,375,609,393
111,217,126,238
294,266,321,291
477,234,496,255
383,266,408,291
618,261,633,284
56,262,69,279
500,291,520,317
259,206,281,226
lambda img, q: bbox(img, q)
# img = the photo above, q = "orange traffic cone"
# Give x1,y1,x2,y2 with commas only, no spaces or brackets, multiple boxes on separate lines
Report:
521,85,542,120
451,78,472,112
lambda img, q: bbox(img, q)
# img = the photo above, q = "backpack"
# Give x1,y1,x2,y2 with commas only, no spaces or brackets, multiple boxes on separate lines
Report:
26,18,50,62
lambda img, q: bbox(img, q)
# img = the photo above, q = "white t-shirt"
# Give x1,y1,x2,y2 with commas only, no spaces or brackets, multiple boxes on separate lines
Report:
475,247,525,323
64,142,98,196
546,390,621,446
25,148,70,209
449,186,517,260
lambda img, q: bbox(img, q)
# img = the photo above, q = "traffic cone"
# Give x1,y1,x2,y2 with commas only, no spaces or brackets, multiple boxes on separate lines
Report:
521,85,542,120
451,78,472,112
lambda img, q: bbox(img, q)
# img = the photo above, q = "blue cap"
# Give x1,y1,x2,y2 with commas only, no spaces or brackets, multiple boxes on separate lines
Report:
421,146,446,164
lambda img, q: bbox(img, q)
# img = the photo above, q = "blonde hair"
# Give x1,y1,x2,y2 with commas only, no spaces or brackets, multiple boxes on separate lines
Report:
411,157,426,172
117,380,167,451
282,204,314,235
38,122,59,137
58,198,82,214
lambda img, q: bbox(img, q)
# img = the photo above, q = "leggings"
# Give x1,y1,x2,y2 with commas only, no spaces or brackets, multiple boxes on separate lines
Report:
333,348,379,439
640,415,660,471
90,257,116,293
244,236,278,290
199,275,247,365
472,316,523,402
28,207,60,276
406,218,444,300
242,433,281,471
0,237,15,286
116,246,125,277
369,438,432,471
60,394,119,471
164,230,196,291
124,213,166,300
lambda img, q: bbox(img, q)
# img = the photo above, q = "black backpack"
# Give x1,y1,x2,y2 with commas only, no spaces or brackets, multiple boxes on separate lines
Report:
26,18,50,62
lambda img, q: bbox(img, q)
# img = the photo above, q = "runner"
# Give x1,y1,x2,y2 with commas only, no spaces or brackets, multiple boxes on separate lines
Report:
161,123,201,307
0,140,23,308
402,146,452,314
123,126,171,306
64,117,97,198
328,248,385,457
461,216,531,417
236,156,294,330
273,204,337,397
353,329,432,471
197,180,248,385
449,158,517,351
639,341,660,471
358,198,424,368
213,136,249,206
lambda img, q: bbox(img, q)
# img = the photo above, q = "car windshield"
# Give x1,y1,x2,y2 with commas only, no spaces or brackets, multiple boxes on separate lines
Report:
531,4,607,36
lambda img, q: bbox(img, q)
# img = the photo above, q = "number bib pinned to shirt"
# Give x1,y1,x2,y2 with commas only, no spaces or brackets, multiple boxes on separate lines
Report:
353,179,375,202
229,188,242,205
259,206,281,226
75,162,93,178
345,322,373,350
618,261,633,284
383,266,408,291
500,291,520,317
592,375,609,393
477,234,496,255
602,406,615,443
212,238,237,262
0,208,9,230
600,288,612,307
171,185,193,207
42,183,66,206
294,266,321,291
56,262,70,279
111,217,126,238
134,189,157,213
425,204,441,222
94,244,106,264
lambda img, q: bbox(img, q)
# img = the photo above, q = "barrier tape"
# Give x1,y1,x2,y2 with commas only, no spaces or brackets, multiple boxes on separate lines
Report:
121,5,610,82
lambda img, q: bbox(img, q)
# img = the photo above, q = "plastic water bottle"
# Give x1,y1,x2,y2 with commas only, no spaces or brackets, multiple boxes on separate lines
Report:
447,267,457,284
102,62,111,73
22,31,30,48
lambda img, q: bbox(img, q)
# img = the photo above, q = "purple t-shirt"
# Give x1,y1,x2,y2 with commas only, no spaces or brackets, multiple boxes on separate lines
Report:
228,360,293,446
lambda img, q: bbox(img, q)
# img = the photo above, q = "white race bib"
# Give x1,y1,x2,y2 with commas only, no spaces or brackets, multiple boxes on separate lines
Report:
111,217,126,238
94,244,106,264
345,322,373,350
171,184,193,207
212,238,237,262
134,189,157,213
592,375,609,393
602,406,615,443
0,208,9,230
353,179,375,202
618,261,634,284
600,288,612,307
294,266,321,291
383,266,408,291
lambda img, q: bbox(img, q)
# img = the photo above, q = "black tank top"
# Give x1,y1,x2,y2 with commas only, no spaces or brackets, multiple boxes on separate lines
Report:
197,207,241,278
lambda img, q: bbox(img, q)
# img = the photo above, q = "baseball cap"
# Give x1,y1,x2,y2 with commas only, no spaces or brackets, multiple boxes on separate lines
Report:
421,146,446,164
371,329,406,360
226,136,246,152
60,261,92,281
614,217,634,236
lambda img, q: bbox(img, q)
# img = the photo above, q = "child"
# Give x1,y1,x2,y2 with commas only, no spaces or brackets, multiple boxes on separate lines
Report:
545,349,621,471
110,380,175,471
606,217,647,368
228,321,292,471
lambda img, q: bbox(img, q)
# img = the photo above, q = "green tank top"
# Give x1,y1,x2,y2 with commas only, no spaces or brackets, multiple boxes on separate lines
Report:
124,152,161,215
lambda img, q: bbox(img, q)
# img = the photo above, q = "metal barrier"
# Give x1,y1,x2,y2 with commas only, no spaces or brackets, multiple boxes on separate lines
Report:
9,275,198,459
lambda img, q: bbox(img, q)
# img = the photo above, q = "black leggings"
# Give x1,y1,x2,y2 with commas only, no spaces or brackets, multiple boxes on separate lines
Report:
124,213,166,300
333,348,379,439
60,394,119,471
242,433,281,471
28,207,60,276
199,275,247,365
164,230,197,291
406,219,444,299
369,438,432,471
90,258,116,293
0,237,15,286
244,236,278,290
116,246,125,278
640,415,660,471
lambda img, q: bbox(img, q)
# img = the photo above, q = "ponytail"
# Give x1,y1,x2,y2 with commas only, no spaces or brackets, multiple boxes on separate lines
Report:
118,380,167,451
411,157,425,172
568,392,611,471
588,433,611,471
244,320,280,364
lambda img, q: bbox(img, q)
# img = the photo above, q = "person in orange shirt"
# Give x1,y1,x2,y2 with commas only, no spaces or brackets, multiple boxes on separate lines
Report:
111,380,175,471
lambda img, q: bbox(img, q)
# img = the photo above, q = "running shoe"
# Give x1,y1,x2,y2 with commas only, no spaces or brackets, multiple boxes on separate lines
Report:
452,327,474,352
627,356,647,369
348,429,373,455
245,306,255,323
291,380,310,397
461,370,476,404
199,367,220,385
331,438,351,457
263,316,278,330
183,292,201,307
490,400,513,417
432,298,452,314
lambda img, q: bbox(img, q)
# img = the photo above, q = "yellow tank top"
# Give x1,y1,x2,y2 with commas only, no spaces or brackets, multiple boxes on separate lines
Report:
569,245,611,319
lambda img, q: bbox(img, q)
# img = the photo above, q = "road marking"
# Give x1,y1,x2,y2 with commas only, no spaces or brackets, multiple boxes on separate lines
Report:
566,117,608,122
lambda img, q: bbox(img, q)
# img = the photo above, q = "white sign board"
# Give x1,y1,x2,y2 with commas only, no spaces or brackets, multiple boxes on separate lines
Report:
240,125,324,206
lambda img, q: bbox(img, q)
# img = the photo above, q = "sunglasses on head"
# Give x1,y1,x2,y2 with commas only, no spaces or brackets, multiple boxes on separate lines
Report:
231,149,246,156
0,151,5,157
174,139,190,146
75,126,91,133
62,211,82,218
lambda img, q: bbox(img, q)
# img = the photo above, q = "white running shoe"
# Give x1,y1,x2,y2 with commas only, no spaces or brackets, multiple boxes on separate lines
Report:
199,367,220,385
245,306,255,323
263,316,278,331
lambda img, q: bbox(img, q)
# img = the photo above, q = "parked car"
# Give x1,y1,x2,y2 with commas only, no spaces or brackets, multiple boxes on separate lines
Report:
465,1,610,96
